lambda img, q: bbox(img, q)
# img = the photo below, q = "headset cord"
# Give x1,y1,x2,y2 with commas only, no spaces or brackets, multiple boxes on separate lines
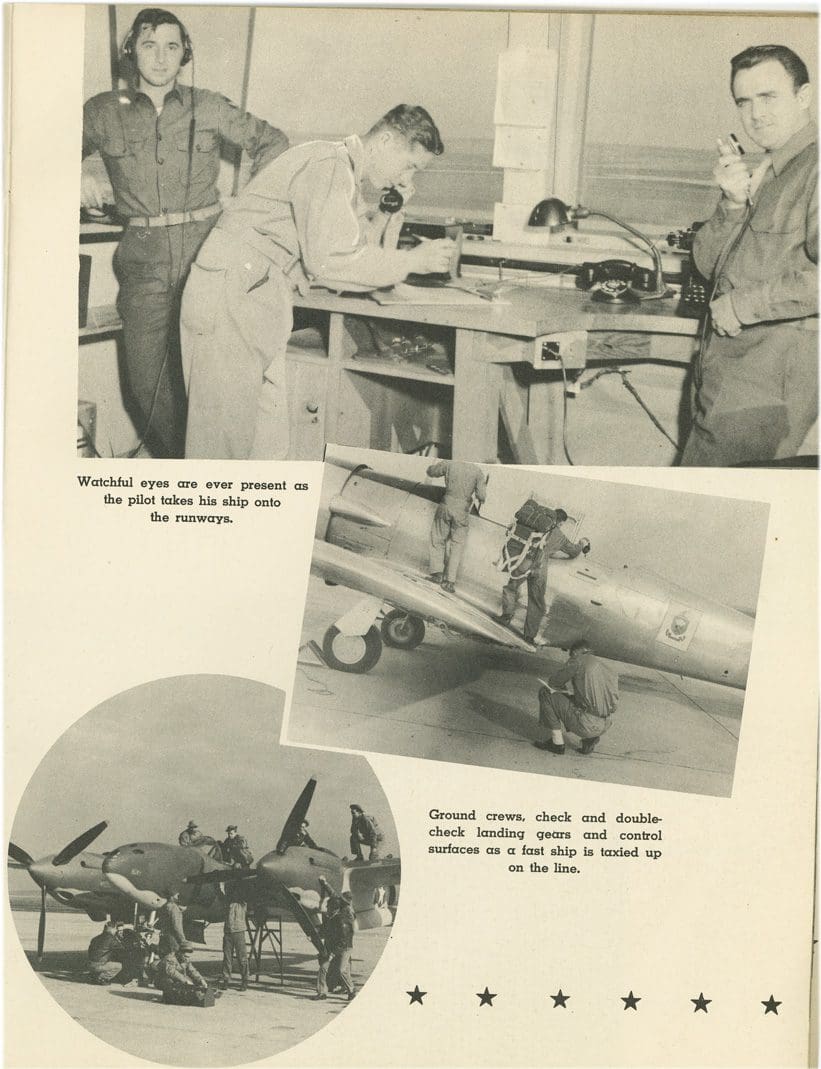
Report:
125,57,196,460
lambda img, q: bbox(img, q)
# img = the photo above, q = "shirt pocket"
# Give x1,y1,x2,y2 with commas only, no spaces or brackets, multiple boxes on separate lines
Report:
749,194,805,235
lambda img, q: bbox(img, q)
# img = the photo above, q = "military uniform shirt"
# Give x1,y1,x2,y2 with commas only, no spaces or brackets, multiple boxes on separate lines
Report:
426,460,486,520
82,85,288,218
549,652,619,719
693,121,817,329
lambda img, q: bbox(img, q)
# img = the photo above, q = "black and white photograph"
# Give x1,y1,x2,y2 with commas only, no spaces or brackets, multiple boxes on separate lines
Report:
78,6,817,467
286,447,768,797
8,676,399,1067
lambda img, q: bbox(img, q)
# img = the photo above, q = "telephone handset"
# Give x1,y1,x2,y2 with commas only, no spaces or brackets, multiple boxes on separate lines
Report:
577,259,655,303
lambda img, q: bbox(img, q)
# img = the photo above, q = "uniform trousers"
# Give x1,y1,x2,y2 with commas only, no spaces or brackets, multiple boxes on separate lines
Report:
538,688,610,740
222,929,248,983
181,230,292,460
681,324,818,466
114,218,216,458
429,504,469,582
88,960,122,984
501,554,548,640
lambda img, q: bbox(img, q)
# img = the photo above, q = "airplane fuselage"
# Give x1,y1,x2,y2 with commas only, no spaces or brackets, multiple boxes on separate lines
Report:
317,465,753,688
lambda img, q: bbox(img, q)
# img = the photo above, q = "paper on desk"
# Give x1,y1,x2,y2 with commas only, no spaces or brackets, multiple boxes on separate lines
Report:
371,283,508,306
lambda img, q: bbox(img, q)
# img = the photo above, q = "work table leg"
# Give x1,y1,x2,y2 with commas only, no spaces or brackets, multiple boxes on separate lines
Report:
452,329,502,463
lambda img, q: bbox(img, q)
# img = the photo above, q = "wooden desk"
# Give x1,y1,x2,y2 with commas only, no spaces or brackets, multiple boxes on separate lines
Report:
294,285,700,464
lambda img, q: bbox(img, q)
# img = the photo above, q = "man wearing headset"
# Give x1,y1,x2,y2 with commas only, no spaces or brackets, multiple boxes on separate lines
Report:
82,8,288,458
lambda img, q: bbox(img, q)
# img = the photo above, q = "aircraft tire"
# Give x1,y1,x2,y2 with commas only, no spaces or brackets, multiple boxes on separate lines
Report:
322,625,383,673
381,610,426,650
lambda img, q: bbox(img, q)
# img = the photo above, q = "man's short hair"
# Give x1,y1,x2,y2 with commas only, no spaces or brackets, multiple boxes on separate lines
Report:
368,105,444,156
555,508,568,523
569,639,591,655
350,804,363,814
123,8,192,66
226,825,238,833
731,45,810,92
104,921,117,932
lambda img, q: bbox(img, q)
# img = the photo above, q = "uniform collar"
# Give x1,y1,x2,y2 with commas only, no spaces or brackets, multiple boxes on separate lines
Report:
770,120,816,176
122,82,186,107
343,134,365,179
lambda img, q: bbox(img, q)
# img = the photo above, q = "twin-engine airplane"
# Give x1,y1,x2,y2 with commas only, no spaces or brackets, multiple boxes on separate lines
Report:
309,461,753,689
9,780,398,960
101,778,398,952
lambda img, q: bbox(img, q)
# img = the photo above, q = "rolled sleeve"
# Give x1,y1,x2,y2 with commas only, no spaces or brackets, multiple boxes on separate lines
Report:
216,96,289,177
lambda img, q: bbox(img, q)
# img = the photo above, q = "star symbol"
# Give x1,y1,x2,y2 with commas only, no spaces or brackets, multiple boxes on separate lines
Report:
477,987,497,1006
407,985,426,1005
621,990,641,1010
550,989,570,1008
761,995,781,1015
691,992,711,1013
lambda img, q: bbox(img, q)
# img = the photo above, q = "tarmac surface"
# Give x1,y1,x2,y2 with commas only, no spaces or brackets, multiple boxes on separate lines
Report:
288,577,745,798
10,910,391,1067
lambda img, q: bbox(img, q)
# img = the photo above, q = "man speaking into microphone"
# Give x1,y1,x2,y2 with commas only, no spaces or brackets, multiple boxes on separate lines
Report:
681,44,817,467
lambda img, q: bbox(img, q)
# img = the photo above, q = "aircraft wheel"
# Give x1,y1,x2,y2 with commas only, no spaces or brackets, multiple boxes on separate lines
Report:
381,610,426,650
322,625,383,673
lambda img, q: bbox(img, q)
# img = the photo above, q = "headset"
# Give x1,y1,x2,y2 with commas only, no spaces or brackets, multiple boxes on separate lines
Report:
122,8,193,67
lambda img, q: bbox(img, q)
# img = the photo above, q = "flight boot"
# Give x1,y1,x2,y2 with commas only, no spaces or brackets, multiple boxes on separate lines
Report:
427,572,443,584
441,580,456,594
580,736,600,755
533,739,565,755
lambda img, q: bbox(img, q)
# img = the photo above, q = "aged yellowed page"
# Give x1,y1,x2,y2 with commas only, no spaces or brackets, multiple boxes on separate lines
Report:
5,5,817,1068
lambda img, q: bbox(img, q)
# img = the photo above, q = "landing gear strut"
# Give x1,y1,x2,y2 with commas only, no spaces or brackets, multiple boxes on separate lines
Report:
380,609,426,650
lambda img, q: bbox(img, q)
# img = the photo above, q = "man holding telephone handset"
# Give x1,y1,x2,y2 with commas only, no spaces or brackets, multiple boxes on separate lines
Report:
681,44,817,467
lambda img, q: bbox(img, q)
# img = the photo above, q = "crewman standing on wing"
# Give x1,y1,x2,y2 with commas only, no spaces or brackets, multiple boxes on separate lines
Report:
426,460,487,593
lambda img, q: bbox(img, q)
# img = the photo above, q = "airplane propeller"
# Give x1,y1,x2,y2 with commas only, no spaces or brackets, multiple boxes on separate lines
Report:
275,777,316,855
7,821,108,961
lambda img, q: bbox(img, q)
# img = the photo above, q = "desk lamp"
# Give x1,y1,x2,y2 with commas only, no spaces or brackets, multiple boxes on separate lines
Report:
528,198,673,303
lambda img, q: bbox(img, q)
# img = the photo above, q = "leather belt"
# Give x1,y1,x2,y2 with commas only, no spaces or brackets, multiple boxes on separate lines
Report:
127,203,221,229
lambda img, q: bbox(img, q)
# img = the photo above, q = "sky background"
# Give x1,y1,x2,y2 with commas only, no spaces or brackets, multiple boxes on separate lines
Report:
327,447,769,614
9,676,395,900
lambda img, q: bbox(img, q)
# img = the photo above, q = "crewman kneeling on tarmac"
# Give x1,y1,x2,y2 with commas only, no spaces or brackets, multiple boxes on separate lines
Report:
534,639,619,755
155,942,215,1006
87,921,124,984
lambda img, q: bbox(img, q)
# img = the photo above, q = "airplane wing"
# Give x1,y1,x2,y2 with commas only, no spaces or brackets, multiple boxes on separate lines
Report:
344,858,401,896
313,540,533,650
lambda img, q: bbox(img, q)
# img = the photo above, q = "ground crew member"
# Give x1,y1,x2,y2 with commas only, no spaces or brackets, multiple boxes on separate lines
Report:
178,820,208,846
82,7,288,458
181,104,455,459
291,820,318,849
497,503,589,646
157,891,186,955
155,942,210,1005
221,825,253,867
349,804,383,861
219,884,249,991
86,921,124,984
680,44,817,466
315,881,356,1000
426,460,487,593
534,639,620,755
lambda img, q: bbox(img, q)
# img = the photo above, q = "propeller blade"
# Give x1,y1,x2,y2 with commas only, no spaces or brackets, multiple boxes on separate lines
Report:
184,868,256,887
261,871,324,953
52,821,108,867
8,843,34,868
37,885,47,961
275,778,317,854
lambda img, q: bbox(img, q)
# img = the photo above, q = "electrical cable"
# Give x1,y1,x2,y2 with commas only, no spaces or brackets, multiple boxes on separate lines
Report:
580,367,681,451
557,354,575,466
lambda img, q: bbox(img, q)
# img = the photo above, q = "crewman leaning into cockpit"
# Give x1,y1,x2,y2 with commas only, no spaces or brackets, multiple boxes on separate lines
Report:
426,459,487,593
